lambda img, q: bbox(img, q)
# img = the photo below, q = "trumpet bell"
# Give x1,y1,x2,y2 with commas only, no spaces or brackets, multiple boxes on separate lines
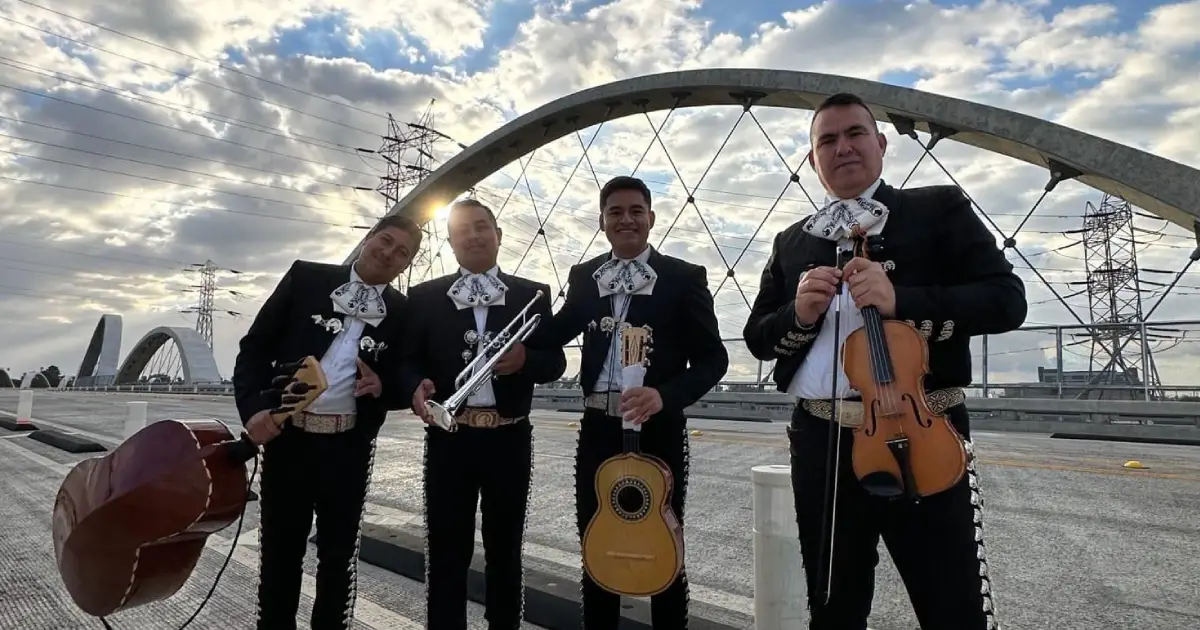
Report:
425,400,458,432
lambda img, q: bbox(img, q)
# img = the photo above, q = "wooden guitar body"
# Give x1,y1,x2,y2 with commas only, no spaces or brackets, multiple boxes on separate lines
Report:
52,419,248,617
582,452,684,597
51,355,327,618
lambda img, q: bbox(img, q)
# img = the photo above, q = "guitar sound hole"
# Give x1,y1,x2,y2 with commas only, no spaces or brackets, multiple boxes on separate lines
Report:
609,477,651,522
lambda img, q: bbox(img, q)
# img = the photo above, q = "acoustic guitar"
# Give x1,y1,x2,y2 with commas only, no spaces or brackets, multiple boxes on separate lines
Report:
581,326,684,597
52,357,326,618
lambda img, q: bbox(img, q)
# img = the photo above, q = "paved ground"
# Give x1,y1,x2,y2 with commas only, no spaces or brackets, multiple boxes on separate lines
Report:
0,392,546,630
2,391,1199,630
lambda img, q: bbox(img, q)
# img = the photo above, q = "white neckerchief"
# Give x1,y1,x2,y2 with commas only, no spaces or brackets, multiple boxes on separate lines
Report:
447,265,507,309
330,264,388,326
593,245,656,297
802,178,889,242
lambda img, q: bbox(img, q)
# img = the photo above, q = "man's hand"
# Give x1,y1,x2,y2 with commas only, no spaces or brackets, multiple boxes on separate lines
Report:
619,387,663,425
354,358,382,398
795,266,841,325
492,341,526,376
412,379,437,425
843,257,896,317
246,409,282,444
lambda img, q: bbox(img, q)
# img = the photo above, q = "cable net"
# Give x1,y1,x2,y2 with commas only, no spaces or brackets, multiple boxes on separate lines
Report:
402,99,1200,397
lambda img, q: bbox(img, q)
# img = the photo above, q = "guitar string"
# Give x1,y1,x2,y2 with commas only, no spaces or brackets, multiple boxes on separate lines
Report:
98,453,259,630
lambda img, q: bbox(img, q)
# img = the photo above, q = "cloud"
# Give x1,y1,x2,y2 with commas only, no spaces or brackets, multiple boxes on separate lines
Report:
1,0,1197,395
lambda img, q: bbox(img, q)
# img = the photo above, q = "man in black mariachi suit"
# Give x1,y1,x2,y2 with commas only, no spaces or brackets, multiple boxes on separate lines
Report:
743,93,1027,630
232,214,423,630
548,175,729,629
398,199,566,630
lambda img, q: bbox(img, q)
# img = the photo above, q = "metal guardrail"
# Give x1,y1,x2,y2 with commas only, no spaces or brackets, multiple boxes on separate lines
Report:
49,383,1200,427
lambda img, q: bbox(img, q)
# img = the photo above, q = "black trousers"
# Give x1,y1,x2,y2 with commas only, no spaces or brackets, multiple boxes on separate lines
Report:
255,426,376,630
575,407,690,629
424,418,533,630
788,404,1000,630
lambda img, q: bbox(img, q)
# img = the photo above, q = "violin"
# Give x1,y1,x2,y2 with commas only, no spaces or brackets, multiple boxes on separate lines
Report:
52,357,326,622
842,235,968,500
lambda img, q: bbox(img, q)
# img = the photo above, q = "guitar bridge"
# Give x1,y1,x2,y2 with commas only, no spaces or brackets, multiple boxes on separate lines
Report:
605,551,656,560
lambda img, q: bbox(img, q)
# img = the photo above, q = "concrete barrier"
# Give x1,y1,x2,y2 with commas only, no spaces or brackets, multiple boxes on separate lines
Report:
0,390,38,431
752,464,807,629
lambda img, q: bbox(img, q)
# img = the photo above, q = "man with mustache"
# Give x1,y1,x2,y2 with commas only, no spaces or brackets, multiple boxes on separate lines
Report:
743,92,1027,629
233,214,422,629
399,198,566,630
548,175,729,628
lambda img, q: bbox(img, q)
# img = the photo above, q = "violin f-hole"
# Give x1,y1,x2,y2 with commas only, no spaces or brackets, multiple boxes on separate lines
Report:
901,393,933,429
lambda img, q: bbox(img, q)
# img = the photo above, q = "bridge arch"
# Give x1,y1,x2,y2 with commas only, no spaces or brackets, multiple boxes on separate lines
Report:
0,371,11,388
75,314,123,387
345,68,1200,263
115,326,221,385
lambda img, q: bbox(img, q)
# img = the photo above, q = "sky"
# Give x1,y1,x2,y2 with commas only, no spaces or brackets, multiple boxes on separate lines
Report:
1,0,1198,391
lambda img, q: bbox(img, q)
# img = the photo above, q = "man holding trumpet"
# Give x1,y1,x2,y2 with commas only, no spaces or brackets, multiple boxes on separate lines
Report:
397,198,566,629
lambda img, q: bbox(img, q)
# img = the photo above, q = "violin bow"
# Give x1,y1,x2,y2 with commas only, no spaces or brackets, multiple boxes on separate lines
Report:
816,240,856,605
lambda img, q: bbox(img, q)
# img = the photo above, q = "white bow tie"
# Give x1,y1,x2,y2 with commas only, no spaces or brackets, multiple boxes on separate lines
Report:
802,196,889,241
448,272,507,310
593,258,657,297
330,281,386,326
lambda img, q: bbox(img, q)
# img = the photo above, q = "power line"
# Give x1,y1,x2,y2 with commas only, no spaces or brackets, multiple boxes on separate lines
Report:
12,0,388,122
0,113,374,194
0,130,374,204
0,82,379,178
0,146,374,220
0,56,374,159
0,174,358,228
0,13,379,137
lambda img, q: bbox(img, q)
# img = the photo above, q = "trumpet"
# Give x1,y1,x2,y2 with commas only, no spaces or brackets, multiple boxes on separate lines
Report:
426,290,545,432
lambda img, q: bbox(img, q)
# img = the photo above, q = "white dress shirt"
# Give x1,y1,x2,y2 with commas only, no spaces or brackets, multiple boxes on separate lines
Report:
462,265,502,408
787,178,887,400
307,266,386,415
593,246,654,392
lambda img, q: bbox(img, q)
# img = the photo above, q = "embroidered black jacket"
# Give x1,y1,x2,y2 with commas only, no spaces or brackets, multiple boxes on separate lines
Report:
547,248,730,419
395,272,567,419
232,260,411,437
742,182,1028,396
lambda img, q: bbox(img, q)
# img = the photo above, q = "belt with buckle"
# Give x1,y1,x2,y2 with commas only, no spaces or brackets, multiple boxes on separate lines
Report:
800,387,966,429
458,407,525,429
583,392,622,417
292,411,357,434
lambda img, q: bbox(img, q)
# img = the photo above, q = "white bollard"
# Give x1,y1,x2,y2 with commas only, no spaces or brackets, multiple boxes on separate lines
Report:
752,464,808,630
124,401,148,439
15,389,34,425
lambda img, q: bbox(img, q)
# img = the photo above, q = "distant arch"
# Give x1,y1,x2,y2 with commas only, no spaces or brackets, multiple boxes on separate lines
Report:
75,314,123,387
0,370,13,388
19,371,50,389
114,326,222,385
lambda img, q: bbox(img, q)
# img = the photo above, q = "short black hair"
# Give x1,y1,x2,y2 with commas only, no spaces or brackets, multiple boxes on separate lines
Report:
599,175,651,210
447,198,498,228
371,213,423,249
810,92,879,136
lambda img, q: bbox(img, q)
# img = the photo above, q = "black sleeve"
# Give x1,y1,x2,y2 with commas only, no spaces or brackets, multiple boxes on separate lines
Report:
892,188,1028,339
742,230,823,363
656,265,730,413
546,266,592,346
519,282,568,384
232,260,298,425
378,299,414,412
392,289,428,410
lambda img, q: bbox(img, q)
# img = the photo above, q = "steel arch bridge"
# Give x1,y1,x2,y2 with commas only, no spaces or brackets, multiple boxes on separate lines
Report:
114,326,222,385
74,314,123,387
344,69,1200,390
346,68,1200,249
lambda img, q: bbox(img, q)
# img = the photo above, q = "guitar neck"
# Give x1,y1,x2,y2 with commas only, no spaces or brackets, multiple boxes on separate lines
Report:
622,428,640,454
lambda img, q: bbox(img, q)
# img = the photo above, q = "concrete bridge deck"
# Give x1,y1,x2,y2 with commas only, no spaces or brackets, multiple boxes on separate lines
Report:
2,390,1198,630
